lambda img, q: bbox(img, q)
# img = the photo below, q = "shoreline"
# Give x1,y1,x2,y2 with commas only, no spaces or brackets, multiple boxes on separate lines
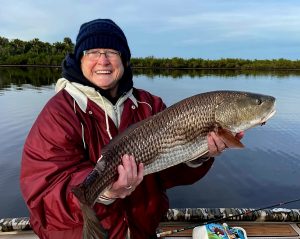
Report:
0,64,300,71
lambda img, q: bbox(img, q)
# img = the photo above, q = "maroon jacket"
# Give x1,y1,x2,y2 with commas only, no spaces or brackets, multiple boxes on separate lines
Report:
20,87,214,239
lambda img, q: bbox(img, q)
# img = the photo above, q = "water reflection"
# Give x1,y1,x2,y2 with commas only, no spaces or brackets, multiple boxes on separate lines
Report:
1,66,300,217
1,67,300,91
0,67,61,90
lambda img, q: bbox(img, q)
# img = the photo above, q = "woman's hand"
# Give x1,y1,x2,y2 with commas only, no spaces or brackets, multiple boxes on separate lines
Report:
207,131,245,157
102,154,144,199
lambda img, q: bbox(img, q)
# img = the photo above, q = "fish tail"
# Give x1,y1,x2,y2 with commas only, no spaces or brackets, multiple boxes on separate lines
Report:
80,202,108,239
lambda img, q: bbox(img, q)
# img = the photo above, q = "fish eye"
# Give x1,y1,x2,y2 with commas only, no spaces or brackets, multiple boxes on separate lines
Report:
256,99,262,105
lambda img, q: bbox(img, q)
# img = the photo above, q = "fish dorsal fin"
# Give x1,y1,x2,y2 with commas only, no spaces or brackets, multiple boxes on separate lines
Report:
216,128,244,148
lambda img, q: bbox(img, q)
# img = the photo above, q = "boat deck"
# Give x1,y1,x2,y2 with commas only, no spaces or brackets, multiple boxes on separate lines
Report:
1,222,300,239
158,221,300,238
1,208,300,238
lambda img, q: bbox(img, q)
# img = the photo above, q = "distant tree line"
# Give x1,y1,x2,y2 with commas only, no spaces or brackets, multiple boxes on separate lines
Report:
0,36,73,65
1,36,300,69
131,57,300,70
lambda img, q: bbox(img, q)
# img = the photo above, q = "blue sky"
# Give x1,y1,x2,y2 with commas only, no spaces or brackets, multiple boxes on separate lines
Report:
0,0,299,60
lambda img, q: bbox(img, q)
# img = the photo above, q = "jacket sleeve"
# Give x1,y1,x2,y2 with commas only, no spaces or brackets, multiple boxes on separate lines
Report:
20,96,91,232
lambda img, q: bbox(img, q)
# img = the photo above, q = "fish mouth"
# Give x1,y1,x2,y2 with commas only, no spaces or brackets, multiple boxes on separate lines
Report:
260,108,276,126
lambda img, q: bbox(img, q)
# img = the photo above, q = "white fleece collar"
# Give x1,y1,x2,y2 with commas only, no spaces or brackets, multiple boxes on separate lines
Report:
55,78,138,127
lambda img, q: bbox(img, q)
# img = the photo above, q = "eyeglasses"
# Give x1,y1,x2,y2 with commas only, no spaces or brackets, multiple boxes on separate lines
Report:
83,49,121,61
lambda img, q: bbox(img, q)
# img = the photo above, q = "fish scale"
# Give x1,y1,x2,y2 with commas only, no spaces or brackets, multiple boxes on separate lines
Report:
72,90,276,239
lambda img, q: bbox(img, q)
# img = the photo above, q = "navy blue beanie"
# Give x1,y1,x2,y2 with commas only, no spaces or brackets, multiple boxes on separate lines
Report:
74,19,131,63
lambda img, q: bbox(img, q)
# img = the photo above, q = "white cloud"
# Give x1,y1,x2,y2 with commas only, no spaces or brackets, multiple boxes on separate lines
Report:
0,0,299,59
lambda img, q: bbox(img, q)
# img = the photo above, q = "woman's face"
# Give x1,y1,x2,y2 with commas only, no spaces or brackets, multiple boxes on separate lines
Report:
81,48,124,97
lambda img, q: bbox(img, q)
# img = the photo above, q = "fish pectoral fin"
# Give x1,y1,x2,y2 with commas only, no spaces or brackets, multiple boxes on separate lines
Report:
217,128,244,148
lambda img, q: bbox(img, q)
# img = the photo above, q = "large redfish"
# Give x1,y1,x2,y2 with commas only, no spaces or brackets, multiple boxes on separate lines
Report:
72,90,276,239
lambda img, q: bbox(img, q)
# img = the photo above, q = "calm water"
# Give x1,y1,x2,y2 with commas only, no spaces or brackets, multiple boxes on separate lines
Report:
1,67,300,218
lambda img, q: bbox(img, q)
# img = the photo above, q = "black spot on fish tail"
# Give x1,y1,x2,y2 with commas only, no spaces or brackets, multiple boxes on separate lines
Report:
72,169,101,206
72,184,88,205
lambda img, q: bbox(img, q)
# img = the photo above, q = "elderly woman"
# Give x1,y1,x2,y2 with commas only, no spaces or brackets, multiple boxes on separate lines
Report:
20,19,243,239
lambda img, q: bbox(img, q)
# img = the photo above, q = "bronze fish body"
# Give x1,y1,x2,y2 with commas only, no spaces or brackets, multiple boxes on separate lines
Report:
72,90,276,239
